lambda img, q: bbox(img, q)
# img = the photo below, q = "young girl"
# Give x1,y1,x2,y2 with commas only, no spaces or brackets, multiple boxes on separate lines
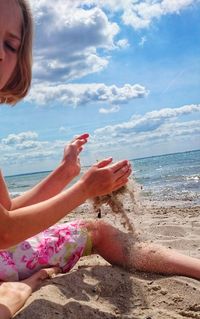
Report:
0,1,200,318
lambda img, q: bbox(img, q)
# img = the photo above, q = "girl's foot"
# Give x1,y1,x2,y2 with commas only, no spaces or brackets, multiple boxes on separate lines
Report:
0,267,60,319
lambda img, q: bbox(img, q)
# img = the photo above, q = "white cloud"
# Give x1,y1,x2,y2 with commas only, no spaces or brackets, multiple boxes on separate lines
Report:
139,36,147,47
15,141,48,151
26,0,199,94
95,104,200,136
99,105,120,114
1,132,38,145
124,1,198,29
0,132,67,166
29,1,122,82
161,0,196,14
116,39,129,48
27,83,148,106
81,0,198,29
88,119,200,158
89,104,200,157
2,150,55,165
1,104,199,169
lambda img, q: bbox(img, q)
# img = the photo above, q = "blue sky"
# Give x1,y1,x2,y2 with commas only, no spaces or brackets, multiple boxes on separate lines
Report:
0,0,200,175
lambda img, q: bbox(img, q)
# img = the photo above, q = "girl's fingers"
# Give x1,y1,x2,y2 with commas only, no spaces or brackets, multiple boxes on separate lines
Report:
110,160,129,173
115,170,132,185
94,157,113,168
78,133,89,139
114,164,132,181
73,138,88,149
112,178,129,192
77,146,83,154
72,133,89,142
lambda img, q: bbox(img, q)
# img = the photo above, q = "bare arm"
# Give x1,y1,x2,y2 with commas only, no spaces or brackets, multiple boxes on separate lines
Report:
0,158,131,249
11,134,88,210
11,162,74,210
0,180,87,249
0,170,12,210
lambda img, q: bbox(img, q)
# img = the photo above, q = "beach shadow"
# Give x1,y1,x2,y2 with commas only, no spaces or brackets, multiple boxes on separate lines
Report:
15,265,151,319
15,299,140,319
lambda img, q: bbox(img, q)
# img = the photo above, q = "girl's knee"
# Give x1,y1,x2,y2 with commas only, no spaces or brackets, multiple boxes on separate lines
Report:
84,220,119,252
83,220,111,249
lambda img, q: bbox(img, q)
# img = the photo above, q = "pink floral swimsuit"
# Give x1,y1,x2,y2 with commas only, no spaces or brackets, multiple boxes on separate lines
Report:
0,220,92,282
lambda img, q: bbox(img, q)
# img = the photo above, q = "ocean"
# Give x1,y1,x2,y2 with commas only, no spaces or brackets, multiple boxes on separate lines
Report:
5,150,200,206
133,149,200,205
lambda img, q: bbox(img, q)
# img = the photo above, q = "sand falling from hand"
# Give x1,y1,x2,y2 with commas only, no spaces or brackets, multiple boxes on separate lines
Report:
92,177,142,238
92,178,169,273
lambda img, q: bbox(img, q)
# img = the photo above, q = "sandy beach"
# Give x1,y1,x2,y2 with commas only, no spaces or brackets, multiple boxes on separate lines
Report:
15,184,200,319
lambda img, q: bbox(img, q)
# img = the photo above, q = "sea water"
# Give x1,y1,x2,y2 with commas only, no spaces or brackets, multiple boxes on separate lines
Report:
5,150,200,205
132,149,200,205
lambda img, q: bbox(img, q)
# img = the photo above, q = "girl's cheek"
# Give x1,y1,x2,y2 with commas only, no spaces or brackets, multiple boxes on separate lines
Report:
8,56,18,75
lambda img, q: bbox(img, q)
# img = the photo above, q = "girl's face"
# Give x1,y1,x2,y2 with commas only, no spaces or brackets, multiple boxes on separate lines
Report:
0,0,22,90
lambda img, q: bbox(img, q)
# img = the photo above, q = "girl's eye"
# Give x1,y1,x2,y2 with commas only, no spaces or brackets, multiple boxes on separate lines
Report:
5,42,18,53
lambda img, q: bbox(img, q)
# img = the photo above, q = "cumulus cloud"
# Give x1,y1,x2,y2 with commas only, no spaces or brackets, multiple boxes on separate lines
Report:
94,104,200,136
25,0,199,96
29,1,122,83
83,118,200,162
1,104,199,168
0,132,67,166
95,0,199,29
15,141,48,151
26,0,199,92
131,120,200,145
1,132,50,155
2,132,38,146
1,150,55,165
27,83,148,106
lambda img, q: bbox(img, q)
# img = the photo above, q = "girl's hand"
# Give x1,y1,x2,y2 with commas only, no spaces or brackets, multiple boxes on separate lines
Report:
80,158,132,198
61,133,89,178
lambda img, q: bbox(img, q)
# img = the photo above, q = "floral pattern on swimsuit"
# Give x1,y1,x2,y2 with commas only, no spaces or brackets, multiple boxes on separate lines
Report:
0,220,92,281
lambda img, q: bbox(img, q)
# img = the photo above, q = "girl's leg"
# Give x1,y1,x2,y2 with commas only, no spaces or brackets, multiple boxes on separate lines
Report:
85,220,200,279
0,267,60,319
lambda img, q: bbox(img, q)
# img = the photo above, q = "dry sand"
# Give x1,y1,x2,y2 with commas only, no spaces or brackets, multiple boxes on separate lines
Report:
15,184,200,319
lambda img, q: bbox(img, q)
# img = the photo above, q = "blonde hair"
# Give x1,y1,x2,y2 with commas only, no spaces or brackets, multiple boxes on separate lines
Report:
0,0,33,105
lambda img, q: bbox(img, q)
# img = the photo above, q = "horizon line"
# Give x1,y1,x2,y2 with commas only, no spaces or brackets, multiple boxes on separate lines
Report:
5,148,200,178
